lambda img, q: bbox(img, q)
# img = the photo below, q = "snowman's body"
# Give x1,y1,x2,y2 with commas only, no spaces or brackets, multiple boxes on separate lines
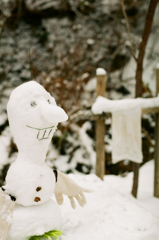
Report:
5,159,55,207
3,81,68,240
7,200,62,240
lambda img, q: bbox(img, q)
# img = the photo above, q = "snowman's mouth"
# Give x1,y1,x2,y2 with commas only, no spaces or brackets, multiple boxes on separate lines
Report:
26,125,55,140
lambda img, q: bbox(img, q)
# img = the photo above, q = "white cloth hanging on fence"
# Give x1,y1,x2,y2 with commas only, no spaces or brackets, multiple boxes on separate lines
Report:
112,107,142,163
92,96,159,164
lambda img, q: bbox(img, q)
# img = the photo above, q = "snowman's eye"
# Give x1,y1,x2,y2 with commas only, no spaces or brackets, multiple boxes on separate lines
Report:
30,101,37,107
47,99,51,104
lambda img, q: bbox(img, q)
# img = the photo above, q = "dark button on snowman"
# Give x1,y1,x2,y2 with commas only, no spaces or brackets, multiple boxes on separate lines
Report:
1,81,89,240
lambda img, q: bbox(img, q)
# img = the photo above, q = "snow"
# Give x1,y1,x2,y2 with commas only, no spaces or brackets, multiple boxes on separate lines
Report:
122,57,136,89
0,127,12,170
81,73,90,81
96,68,107,76
79,122,96,167
85,77,96,92
87,39,95,45
92,96,159,114
0,112,7,126
60,160,159,240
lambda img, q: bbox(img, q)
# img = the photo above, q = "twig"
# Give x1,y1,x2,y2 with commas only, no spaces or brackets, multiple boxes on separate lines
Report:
69,110,109,123
28,48,33,79
142,127,154,147
0,18,6,45
120,0,137,62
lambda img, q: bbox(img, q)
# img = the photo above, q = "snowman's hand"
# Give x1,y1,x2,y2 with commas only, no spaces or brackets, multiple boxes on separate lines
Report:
0,188,15,240
68,191,87,209
54,171,91,209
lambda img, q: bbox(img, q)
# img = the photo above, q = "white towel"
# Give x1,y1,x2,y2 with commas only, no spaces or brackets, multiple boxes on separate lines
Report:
92,96,159,163
92,96,159,164
112,107,142,163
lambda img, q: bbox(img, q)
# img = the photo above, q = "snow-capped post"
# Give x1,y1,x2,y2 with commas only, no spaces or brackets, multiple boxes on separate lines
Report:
95,68,106,180
154,63,159,198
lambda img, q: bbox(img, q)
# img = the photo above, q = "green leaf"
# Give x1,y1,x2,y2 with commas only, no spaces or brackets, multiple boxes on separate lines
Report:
49,230,62,236
48,232,56,237
43,234,52,240
29,229,62,240
29,237,39,240
48,230,62,240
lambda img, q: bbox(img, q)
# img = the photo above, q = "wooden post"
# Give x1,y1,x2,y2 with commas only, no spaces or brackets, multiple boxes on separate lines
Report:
95,68,106,180
131,163,140,198
154,63,159,198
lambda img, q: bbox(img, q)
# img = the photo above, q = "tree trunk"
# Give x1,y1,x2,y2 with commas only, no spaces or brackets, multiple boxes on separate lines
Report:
135,0,159,97
132,0,159,198
154,65,159,198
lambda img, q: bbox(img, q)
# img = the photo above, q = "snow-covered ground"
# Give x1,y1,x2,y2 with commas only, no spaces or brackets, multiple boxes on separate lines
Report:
59,160,159,240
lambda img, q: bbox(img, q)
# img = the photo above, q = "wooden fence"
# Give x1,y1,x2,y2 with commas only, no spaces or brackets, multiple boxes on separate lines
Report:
94,64,159,198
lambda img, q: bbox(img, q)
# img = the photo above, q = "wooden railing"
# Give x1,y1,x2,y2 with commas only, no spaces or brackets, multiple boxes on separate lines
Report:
93,65,159,198
70,65,159,198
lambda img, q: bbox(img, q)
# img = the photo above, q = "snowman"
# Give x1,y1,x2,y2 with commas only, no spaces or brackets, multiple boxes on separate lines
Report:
0,81,89,240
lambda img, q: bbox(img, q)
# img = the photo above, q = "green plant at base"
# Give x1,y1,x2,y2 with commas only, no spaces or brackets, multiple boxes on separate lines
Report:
29,230,62,240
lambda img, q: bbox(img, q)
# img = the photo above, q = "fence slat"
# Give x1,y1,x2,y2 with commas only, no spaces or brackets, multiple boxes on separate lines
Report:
154,63,159,198
95,69,106,180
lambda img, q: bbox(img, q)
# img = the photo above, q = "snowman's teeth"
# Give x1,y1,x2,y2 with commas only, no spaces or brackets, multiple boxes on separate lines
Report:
47,128,52,137
42,130,46,138
26,125,54,140
37,131,40,139
38,129,53,140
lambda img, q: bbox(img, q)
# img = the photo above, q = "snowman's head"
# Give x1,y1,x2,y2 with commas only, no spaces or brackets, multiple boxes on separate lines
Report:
7,81,68,152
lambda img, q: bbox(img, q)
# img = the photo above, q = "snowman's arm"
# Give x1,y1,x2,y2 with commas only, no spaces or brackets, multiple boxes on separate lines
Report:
0,188,15,240
54,170,91,209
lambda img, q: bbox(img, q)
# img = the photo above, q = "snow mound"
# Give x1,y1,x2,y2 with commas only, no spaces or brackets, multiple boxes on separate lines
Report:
60,160,159,240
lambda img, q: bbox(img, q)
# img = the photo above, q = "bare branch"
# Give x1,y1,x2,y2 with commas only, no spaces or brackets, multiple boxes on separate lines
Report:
120,0,137,62
142,127,155,147
135,0,159,98
69,110,108,122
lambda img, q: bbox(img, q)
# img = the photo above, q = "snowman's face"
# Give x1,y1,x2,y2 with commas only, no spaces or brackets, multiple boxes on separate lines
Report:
22,91,57,142
7,81,68,149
